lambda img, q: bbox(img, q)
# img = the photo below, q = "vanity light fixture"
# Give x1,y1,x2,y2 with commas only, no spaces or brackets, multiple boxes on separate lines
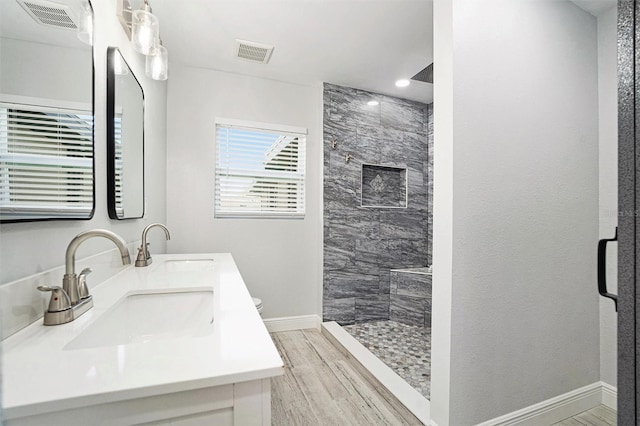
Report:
395,79,410,88
145,43,168,80
117,0,168,81
131,0,159,55
367,100,379,106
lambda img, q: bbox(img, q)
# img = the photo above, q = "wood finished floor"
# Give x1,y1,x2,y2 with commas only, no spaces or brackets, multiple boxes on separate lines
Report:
270,329,423,425
270,329,616,426
551,405,616,426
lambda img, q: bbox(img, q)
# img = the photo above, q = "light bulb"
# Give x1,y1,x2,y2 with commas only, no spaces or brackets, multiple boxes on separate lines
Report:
395,79,410,88
145,45,168,80
131,9,159,55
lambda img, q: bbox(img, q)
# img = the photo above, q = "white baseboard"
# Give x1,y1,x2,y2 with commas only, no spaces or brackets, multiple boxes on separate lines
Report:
477,381,617,426
263,315,321,332
601,382,617,410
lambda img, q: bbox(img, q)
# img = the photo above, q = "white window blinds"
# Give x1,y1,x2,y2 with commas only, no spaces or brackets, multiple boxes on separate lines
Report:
0,101,93,220
114,114,124,217
215,120,307,218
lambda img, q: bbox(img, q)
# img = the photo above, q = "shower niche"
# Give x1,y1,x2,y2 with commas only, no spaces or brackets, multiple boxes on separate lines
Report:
361,164,408,208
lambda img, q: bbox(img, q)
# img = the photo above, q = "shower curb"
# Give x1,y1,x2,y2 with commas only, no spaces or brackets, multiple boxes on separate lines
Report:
321,321,430,425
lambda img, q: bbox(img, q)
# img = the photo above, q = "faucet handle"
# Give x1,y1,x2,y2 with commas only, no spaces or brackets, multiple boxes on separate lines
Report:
78,268,93,299
37,286,71,313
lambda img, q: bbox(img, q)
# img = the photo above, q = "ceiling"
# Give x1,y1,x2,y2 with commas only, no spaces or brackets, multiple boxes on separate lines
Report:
151,0,434,103
1,0,90,50
570,0,617,16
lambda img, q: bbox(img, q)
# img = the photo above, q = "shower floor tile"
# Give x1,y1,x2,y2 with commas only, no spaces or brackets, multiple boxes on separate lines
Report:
342,320,431,399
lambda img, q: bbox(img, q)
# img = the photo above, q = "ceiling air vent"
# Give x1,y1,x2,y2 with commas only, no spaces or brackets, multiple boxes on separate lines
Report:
17,0,78,30
235,39,274,64
411,63,434,84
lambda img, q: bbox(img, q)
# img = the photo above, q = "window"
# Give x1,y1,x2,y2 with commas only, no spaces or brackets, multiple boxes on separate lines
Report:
215,118,307,218
113,112,124,217
0,100,93,221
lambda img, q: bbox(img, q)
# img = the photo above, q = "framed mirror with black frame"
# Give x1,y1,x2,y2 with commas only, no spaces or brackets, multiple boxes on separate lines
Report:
106,46,145,220
0,0,95,223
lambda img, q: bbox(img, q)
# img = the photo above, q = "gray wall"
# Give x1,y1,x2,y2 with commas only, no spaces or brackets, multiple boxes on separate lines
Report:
0,0,168,285
597,5,618,388
431,0,600,424
323,83,433,324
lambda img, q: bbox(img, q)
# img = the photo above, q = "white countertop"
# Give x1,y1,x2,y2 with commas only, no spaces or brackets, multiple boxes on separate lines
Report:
1,253,284,420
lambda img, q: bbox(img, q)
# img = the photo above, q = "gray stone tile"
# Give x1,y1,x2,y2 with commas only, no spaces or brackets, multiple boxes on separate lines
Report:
327,208,379,240
323,297,355,325
379,208,428,241
351,260,380,277
390,271,399,294
328,150,361,184
390,294,426,326
324,179,358,210
355,295,390,322
393,273,432,298
324,237,356,270
378,127,405,154
424,300,432,327
380,100,425,134
353,238,386,266
323,82,433,324
379,270,391,294
402,132,429,168
407,167,428,208
326,87,380,128
356,238,427,268
354,134,383,164
325,270,379,299
324,121,357,143
356,124,384,140
426,216,433,265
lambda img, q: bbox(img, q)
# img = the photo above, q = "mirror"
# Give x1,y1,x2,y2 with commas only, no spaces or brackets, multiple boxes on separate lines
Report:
0,0,94,223
107,47,144,220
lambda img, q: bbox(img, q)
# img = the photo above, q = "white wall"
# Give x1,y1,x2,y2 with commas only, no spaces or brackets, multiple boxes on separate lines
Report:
0,37,91,104
166,66,322,319
0,0,168,285
432,0,600,424
597,5,618,388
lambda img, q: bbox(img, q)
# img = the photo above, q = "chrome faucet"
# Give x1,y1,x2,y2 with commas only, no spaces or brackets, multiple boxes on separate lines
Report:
37,229,131,325
135,223,171,267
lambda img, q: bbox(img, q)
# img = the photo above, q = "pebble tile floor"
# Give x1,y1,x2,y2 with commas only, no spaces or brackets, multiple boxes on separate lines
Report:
342,320,431,399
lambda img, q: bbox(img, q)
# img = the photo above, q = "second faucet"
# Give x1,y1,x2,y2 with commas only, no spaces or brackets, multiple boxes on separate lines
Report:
135,223,171,267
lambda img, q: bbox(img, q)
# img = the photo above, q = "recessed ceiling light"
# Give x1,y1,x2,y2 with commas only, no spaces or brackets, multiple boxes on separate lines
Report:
395,79,410,88
367,100,379,106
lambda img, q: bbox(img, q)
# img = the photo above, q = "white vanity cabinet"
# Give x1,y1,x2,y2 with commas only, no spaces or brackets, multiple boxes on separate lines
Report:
7,379,271,426
2,254,282,426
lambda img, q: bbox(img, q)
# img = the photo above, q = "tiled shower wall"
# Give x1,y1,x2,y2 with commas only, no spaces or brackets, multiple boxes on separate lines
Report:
323,83,433,324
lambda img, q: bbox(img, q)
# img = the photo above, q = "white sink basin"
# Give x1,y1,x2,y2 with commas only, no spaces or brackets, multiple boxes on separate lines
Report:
154,259,215,273
65,289,213,350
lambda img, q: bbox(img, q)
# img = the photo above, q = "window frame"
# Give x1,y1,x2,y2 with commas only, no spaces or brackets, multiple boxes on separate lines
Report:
0,94,95,223
214,118,307,219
